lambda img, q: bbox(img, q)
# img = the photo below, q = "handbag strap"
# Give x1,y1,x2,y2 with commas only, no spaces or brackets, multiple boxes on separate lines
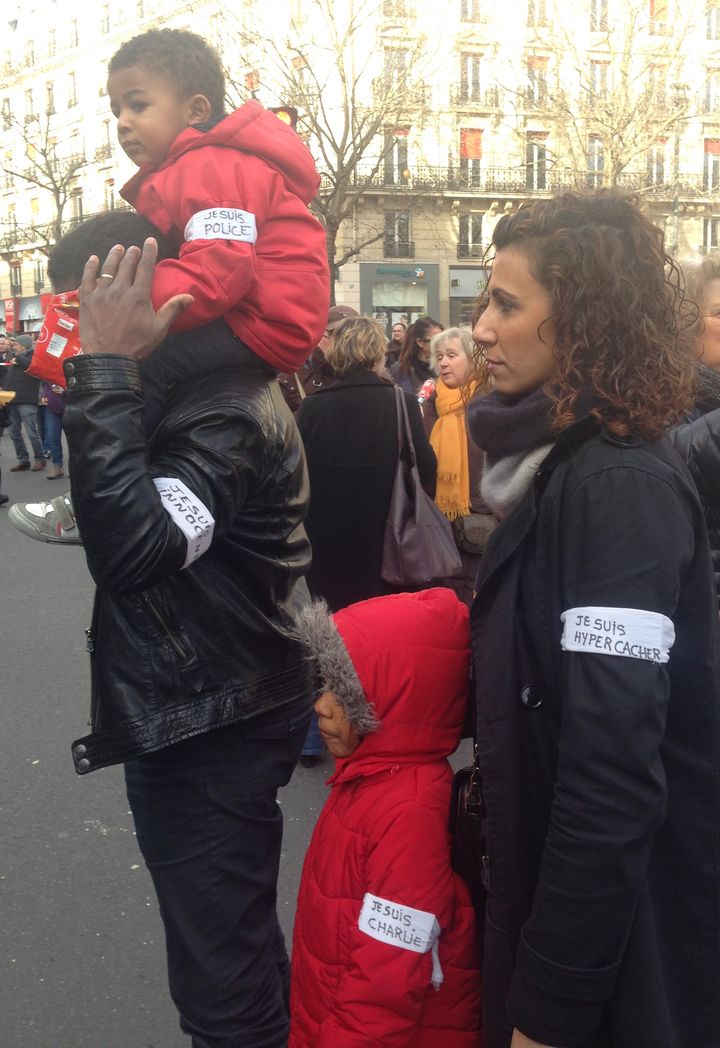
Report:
392,384,417,469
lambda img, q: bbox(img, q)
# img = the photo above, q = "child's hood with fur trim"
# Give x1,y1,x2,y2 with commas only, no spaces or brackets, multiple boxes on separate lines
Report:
293,588,471,783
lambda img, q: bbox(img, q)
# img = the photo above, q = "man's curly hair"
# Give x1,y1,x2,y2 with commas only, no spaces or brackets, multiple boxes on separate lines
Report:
474,190,697,440
108,29,226,117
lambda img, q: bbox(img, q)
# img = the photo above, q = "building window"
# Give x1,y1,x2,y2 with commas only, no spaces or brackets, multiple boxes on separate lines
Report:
528,0,547,27
104,178,115,210
46,82,55,115
459,127,483,186
71,188,83,224
2,97,10,130
25,40,35,67
649,0,669,35
48,29,56,57
70,19,79,48
383,0,407,15
458,211,483,258
590,0,608,31
460,54,482,103
383,128,409,185
4,153,13,189
647,64,667,107
587,135,604,187
703,217,720,250
706,69,720,114
10,261,22,295
708,6,720,40
34,258,45,294
704,140,720,190
646,140,667,184
588,60,609,101
68,72,77,108
24,88,36,124
526,56,548,107
384,211,412,257
461,0,481,19
136,0,145,16
384,48,408,92
100,5,110,33
526,133,547,190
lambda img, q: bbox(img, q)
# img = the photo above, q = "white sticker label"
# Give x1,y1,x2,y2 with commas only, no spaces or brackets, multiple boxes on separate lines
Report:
560,607,675,664
153,477,215,569
358,893,440,954
46,332,69,358
184,207,257,244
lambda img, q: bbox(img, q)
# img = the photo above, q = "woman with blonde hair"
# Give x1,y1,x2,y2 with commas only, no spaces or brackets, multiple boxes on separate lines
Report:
297,315,436,612
422,326,496,604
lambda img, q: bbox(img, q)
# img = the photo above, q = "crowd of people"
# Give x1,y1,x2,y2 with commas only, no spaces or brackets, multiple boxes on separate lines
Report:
2,24,719,1048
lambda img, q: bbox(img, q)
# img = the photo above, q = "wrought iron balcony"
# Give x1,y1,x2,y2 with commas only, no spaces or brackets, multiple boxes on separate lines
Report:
384,239,414,257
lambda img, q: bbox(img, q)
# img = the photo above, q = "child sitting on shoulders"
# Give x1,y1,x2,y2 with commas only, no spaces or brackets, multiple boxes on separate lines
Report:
106,26,329,370
11,27,329,545
290,587,482,1048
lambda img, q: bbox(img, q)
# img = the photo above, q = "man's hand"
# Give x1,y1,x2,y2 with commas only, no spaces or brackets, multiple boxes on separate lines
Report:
511,1030,559,1048
78,238,193,359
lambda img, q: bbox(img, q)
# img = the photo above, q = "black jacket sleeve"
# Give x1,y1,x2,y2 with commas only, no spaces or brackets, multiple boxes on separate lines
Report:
670,407,720,528
63,355,264,594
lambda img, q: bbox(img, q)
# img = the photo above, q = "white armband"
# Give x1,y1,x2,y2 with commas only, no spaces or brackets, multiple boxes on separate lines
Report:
153,477,215,568
560,607,675,664
184,207,257,243
358,893,444,989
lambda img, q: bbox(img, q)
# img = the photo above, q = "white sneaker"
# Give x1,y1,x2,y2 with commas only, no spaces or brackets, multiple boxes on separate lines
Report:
8,493,81,544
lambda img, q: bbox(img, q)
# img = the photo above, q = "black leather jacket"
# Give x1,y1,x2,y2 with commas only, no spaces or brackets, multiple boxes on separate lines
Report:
63,337,312,775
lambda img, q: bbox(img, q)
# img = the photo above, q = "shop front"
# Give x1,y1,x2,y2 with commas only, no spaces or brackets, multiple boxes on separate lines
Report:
358,262,440,336
449,266,489,328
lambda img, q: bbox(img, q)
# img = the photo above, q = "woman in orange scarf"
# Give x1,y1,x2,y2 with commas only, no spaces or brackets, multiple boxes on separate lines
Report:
423,326,496,605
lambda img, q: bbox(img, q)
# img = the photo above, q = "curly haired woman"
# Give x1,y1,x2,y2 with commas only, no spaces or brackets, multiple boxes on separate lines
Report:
467,191,719,1048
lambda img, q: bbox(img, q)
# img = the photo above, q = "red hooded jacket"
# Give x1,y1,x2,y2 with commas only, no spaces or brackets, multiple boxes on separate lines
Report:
290,589,482,1048
120,101,330,371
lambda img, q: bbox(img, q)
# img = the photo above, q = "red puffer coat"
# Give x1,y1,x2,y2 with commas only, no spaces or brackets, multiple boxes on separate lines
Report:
290,588,482,1047
120,100,329,371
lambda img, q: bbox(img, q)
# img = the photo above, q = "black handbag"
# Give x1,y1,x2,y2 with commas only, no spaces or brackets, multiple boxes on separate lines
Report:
449,742,488,908
381,386,462,586
451,512,497,555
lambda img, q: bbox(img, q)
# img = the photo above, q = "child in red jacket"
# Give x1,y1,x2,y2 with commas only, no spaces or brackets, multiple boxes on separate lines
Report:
105,27,329,371
10,27,329,545
290,588,482,1048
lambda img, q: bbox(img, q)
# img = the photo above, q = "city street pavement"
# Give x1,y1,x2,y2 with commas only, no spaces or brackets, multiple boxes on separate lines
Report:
0,430,471,1047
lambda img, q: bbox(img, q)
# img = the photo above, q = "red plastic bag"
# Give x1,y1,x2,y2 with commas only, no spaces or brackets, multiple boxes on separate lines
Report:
27,290,82,388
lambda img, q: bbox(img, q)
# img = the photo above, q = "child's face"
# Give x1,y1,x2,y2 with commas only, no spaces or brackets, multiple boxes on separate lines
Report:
314,691,360,759
107,65,209,168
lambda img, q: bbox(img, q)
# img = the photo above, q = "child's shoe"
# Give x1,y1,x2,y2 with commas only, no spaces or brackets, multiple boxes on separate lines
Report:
8,493,81,544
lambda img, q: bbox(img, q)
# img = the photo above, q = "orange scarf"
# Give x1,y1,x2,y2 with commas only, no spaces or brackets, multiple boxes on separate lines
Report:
429,379,478,520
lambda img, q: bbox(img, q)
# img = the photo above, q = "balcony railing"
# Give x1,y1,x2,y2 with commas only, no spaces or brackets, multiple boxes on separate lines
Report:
458,242,484,259
384,240,414,257
318,163,720,199
450,85,500,108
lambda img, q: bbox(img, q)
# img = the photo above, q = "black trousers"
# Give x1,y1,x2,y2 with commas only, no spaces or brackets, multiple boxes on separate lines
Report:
124,703,310,1048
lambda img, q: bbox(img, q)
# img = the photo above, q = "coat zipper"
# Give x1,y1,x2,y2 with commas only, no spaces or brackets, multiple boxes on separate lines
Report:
139,591,193,664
